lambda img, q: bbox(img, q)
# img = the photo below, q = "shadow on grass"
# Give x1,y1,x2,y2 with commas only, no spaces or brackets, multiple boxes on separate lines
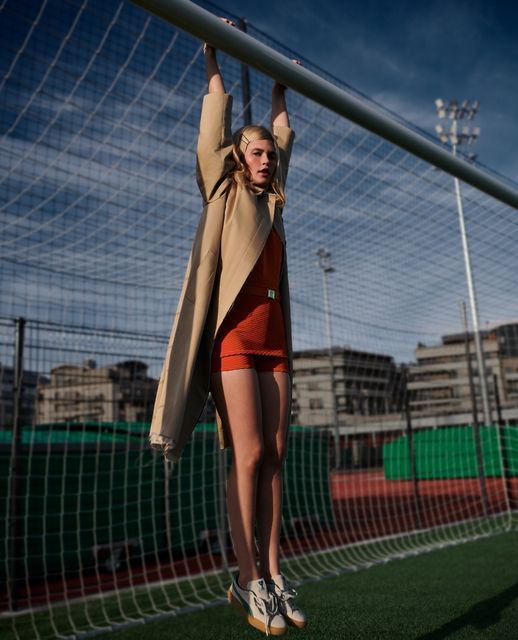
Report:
415,582,518,640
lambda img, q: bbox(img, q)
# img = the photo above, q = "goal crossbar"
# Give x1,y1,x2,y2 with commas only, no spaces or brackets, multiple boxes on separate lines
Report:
132,0,518,210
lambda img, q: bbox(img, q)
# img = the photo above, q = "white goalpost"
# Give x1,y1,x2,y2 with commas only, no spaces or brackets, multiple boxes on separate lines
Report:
1,0,517,639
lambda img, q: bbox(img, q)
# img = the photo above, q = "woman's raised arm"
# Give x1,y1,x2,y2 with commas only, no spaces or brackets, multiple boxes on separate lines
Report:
204,45,226,94
271,82,289,128
203,18,235,94
197,22,236,202
271,60,301,128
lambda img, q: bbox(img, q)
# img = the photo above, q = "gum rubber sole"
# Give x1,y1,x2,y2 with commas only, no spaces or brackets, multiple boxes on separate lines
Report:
227,588,288,636
286,616,307,629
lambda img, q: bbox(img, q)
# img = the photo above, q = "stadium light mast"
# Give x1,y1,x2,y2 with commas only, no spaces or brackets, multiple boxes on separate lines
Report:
435,99,491,426
316,248,340,469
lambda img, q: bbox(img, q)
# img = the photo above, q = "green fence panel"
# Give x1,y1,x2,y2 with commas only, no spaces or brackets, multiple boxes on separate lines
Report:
0,424,165,582
1,421,332,581
383,425,518,480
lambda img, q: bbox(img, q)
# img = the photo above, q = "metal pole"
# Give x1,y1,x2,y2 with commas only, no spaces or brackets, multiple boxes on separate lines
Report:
403,368,422,529
132,0,518,210
317,250,340,469
237,18,252,126
323,271,340,470
460,303,488,516
493,374,513,509
7,317,26,611
453,141,491,426
460,302,480,432
493,373,503,426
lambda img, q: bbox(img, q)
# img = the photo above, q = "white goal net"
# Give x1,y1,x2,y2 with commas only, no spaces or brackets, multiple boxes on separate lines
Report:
1,0,517,638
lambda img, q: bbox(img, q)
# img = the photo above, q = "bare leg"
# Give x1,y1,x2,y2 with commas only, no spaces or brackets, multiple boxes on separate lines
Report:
256,371,291,580
211,368,263,586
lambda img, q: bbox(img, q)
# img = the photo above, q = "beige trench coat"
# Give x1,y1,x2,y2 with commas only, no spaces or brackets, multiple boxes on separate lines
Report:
149,92,295,462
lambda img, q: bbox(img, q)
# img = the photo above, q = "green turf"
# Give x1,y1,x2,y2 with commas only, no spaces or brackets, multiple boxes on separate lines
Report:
2,530,517,639
108,531,518,640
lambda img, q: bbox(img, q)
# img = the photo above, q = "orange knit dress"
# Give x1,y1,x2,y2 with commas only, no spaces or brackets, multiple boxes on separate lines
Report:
211,227,289,373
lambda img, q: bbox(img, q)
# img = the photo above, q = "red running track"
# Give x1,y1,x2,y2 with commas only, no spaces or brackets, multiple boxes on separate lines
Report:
330,470,517,544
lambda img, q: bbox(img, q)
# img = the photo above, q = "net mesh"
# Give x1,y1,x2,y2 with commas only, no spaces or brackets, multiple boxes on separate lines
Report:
1,0,517,638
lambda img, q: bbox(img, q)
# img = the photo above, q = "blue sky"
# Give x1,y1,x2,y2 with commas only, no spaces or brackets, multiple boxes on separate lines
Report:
1,0,517,373
210,0,518,182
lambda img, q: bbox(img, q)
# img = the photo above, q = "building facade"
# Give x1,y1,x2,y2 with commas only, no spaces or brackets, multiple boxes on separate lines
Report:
37,360,158,424
0,362,42,429
291,346,405,428
408,322,518,423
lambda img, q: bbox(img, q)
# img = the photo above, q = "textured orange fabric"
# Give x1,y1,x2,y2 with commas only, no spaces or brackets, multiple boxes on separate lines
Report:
212,228,287,370
211,354,289,373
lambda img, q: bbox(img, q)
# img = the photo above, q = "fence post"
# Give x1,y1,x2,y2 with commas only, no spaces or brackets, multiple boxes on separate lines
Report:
7,317,26,611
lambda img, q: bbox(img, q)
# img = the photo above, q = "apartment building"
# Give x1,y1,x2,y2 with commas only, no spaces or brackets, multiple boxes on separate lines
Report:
408,322,518,421
37,359,158,424
291,346,405,428
0,362,42,429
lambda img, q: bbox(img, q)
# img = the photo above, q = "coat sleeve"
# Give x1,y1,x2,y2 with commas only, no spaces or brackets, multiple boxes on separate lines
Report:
196,93,234,202
273,126,295,191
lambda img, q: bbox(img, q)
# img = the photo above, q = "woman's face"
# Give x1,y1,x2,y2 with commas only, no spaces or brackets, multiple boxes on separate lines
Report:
243,139,277,188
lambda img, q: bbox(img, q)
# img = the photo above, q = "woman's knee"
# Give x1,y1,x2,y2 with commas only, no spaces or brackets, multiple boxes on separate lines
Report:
234,441,264,474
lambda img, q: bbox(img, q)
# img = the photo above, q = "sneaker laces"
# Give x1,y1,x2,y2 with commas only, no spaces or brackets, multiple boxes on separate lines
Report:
250,588,279,636
275,581,302,613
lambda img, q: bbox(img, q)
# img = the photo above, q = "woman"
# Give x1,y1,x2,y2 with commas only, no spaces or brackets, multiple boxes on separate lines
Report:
150,26,306,636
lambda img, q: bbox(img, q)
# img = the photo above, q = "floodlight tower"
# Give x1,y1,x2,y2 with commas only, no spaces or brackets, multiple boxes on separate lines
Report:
316,248,340,469
435,99,491,426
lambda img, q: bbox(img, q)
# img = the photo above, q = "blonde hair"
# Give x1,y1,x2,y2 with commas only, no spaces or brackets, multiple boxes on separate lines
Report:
230,125,286,206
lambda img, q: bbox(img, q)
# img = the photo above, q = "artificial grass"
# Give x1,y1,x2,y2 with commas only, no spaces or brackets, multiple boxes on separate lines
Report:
109,531,518,640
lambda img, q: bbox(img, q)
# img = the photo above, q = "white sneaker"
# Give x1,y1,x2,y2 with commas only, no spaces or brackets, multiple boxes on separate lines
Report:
268,574,307,629
227,576,287,636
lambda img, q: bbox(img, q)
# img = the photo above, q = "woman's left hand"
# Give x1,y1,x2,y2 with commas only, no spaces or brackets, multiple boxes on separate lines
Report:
203,17,236,54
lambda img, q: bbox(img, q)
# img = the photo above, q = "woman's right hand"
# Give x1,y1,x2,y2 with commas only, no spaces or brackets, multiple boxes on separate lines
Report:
204,18,235,94
204,17,235,55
